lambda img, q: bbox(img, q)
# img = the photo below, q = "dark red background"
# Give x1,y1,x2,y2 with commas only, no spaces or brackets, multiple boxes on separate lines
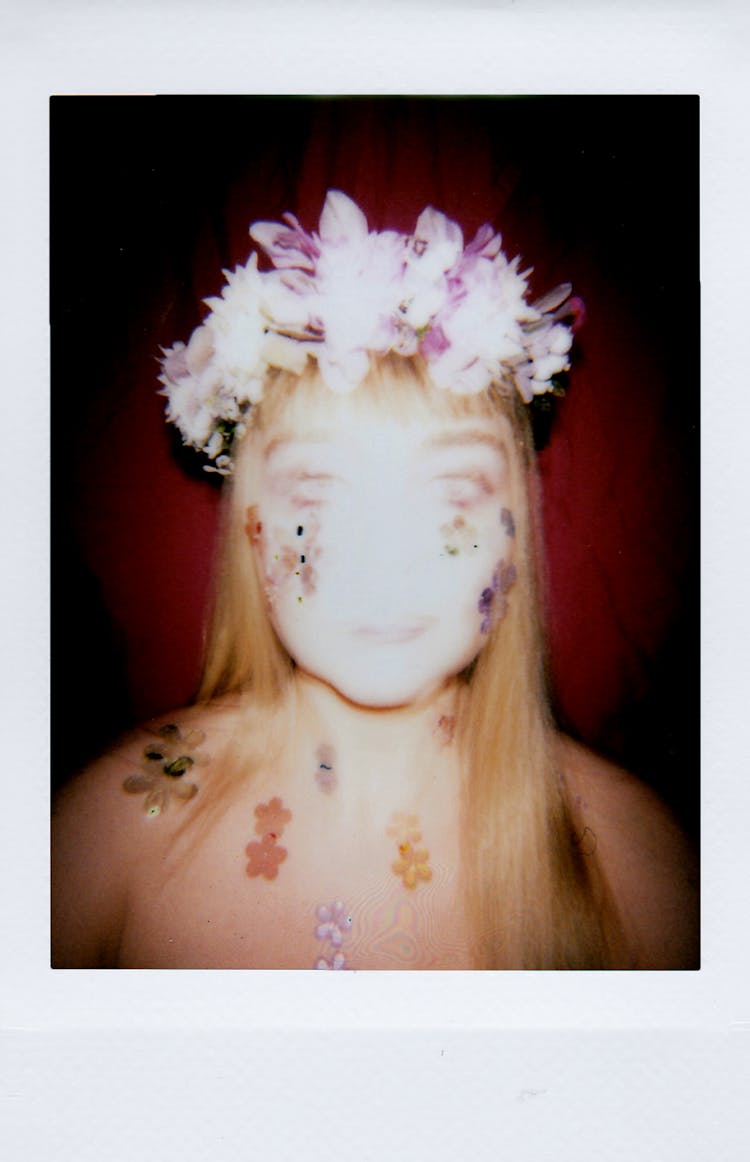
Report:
52,97,699,836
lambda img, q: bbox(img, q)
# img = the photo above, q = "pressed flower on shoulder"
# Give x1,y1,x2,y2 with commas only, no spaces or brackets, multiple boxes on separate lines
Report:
122,723,208,817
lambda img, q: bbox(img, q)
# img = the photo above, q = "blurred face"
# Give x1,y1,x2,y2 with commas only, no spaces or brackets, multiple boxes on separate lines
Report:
245,388,518,708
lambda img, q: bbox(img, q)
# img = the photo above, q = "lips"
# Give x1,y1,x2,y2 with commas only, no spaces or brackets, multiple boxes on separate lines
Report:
353,620,435,643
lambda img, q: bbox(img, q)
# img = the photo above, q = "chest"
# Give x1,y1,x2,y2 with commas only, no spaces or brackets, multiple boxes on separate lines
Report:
116,799,473,969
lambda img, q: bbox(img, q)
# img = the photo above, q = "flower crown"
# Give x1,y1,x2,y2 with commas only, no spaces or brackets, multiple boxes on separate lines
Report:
159,190,583,474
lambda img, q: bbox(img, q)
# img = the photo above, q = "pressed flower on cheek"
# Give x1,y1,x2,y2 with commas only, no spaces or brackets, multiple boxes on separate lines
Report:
478,559,517,634
500,507,516,539
245,504,263,546
262,517,321,606
440,514,479,556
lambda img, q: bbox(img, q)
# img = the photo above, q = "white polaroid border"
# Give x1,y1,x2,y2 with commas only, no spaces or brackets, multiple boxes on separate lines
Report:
3,0,749,1156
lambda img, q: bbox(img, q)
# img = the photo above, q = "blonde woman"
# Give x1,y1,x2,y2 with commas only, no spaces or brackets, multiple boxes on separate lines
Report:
52,192,698,969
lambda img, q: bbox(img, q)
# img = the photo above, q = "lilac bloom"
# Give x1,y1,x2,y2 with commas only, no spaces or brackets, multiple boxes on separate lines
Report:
464,222,504,260
315,901,353,948
250,211,320,273
479,560,517,633
408,206,464,277
419,322,450,359
315,952,348,970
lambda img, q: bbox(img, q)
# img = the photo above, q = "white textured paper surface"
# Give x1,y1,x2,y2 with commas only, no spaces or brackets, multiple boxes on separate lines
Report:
3,0,749,1156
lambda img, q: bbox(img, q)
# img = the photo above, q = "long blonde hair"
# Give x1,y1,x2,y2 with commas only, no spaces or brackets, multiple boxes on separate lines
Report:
198,354,613,968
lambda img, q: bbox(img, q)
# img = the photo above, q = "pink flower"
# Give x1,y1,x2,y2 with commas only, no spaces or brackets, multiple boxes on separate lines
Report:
464,222,504,261
159,190,584,471
418,322,450,359
250,211,320,273
407,206,463,278
253,795,292,840
245,834,288,880
160,342,188,380
318,189,370,248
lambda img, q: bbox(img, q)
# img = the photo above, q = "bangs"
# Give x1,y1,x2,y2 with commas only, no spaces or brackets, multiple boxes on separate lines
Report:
250,352,523,433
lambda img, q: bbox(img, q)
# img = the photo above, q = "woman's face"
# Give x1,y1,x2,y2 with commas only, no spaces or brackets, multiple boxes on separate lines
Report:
246,390,518,708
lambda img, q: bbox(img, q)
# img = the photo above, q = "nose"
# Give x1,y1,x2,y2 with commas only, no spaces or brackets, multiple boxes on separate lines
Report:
342,483,432,613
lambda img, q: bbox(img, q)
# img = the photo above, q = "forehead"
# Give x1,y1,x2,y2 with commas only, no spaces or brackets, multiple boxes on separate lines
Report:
262,415,512,468
258,391,514,464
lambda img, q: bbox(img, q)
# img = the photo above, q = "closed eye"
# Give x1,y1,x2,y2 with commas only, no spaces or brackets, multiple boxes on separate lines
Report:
434,472,494,508
288,472,338,507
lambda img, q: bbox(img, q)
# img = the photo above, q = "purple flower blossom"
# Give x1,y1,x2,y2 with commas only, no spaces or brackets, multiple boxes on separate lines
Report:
464,222,504,260
419,322,450,359
159,191,583,473
250,211,321,273
315,901,353,949
479,559,517,633
315,952,348,970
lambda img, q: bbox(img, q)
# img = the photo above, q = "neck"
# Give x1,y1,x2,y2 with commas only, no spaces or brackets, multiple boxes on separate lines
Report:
290,670,461,805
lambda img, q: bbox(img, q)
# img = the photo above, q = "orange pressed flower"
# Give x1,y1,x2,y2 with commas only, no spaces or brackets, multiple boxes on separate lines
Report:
388,813,432,889
245,834,288,880
392,841,432,890
245,504,263,545
245,796,293,881
254,796,292,840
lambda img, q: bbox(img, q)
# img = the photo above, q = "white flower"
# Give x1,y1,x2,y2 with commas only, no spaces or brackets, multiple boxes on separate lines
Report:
406,205,463,280
162,373,217,449
158,191,582,471
204,257,267,387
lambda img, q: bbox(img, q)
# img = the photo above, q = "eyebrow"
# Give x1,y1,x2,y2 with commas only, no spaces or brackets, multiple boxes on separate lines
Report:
263,433,333,462
421,430,506,454
263,428,507,462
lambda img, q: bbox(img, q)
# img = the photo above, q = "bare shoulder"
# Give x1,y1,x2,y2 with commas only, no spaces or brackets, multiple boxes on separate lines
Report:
51,695,246,967
557,736,699,970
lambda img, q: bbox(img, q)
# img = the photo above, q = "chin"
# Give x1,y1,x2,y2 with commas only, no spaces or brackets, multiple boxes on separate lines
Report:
339,684,427,711
287,630,485,709
310,658,463,710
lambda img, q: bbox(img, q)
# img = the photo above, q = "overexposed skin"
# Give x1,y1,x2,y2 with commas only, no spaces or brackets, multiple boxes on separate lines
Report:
51,698,699,969
247,408,517,709
51,401,699,970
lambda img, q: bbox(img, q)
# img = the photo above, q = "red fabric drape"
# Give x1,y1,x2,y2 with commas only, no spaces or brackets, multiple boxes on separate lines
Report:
54,97,699,828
